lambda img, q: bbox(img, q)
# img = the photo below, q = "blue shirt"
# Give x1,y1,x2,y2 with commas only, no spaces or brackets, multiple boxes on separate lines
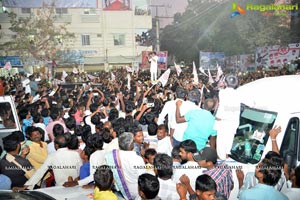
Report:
183,109,216,150
240,183,288,200
80,162,90,180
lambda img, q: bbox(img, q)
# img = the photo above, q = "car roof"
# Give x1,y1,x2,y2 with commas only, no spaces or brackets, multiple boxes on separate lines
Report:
237,75,300,114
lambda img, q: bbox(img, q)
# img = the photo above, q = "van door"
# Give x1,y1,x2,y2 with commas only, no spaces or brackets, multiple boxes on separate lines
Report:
279,117,300,173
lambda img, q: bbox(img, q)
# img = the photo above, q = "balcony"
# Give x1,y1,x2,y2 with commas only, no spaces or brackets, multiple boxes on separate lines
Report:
54,15,72,23
80,15,100,23
0,13,10,23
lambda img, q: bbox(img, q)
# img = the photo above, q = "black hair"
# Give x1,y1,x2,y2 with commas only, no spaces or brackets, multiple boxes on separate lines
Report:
153,153,173,179
157,124,168,133
67,134,79,150
258,158,283,186
53,124,65,137
295,165,300,187
83,146,94,160
102,128,113,143
171,145,181,160
33,113,43,123
144,148,157,160
90,133,103,150
41,108,49,117
125,101,135,114
65,117,76,130
54,134,68,148
108,108,119,122
195,174,217,192
147,123,158,136
176,87,187,99
138,173,160,199
94,165,114,191
179,139,197,153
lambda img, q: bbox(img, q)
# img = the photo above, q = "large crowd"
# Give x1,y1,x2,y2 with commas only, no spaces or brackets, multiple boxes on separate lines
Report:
0,62,300,200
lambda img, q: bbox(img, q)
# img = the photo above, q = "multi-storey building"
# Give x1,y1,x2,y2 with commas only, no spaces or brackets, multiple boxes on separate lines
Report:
0,0,152,72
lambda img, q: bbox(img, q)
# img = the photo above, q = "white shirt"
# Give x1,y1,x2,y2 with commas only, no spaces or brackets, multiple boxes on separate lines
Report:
214,88,240,131
105,150,146,199
157,178,179,200
149,55,158,72
33,123,49,142
22,78,31,94
173,161,204,191
281,187,300,200
78,150,106,186
156,136,173,156
157,100,176,129
25,148,82,189
172,100,199,141
103,138,119,152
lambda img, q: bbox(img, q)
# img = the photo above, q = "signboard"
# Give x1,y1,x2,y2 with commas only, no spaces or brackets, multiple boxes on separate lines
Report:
255,43,300,67
3,0,97,8
102,0,132,11
140,51,168,70
199,51,225,70
0,56,22,67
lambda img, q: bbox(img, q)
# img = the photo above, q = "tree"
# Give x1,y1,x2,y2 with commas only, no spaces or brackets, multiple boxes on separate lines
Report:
160,0,295,62
1,6,75,65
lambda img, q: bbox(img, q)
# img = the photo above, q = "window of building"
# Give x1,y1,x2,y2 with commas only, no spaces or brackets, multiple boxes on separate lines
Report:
83,8,97,15
56,8,68,15
81,35,90,46
21,8,31,14
113,34,125,46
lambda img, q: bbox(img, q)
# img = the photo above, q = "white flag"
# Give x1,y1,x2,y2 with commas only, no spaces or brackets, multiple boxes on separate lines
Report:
4,61,12,69
111,72,115,81
61,70,68,82
127,73,131,90
208,68,214,84
158,69,170,87
199,66,208,77
174,62,182,76
126,65,133,73
215,64,223,82
87,74,97,80
192,61,198,84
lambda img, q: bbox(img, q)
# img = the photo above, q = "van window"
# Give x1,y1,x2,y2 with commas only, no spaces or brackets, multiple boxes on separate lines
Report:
280,118,299,171
0,102,16,129
229,104,277,164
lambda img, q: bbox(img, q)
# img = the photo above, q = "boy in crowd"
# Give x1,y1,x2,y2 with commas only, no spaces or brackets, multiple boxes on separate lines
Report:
138,173,160,200
94,165,117,200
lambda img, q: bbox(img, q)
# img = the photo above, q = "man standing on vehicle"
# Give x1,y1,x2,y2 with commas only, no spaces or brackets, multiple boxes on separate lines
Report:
214,74,240,160
148,51,158,82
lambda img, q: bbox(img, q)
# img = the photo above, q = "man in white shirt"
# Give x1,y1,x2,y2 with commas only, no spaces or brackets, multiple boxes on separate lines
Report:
156,124,173,156
148,51,158,82
173,140,204,191
105,132,146,199
214,74,240,160
154,153,179,200
24,135,82,189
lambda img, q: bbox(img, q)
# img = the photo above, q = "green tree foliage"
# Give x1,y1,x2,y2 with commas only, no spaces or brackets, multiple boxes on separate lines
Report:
160,0,295,63
1,6,75,63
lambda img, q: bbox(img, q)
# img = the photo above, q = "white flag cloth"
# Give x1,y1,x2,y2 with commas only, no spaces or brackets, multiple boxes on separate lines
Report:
62,70,68,78
174,62,182,76
199,66,208,77
87,74,97,80
127,73,131,90
208,68,214,84
158,69,170,87
192,61,199,84
215,64,223,82
111,72,115,81
126,65,133,73
73,67,78,74
4,61,12,69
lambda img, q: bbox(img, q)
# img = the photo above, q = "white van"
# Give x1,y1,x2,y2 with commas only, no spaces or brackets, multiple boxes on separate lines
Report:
227,75,300,199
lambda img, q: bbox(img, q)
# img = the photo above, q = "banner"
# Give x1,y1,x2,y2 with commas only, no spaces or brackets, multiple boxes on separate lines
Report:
3,0,97,8
140,51,168,70
199,51,225,70
174,62,182,76
255,43,300,67
103,0,132,11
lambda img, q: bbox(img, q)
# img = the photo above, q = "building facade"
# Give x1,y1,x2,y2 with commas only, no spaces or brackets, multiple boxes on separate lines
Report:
0,0,152,72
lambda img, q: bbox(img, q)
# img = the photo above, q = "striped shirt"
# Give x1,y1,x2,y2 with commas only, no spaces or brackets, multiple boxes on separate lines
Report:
203,162,234,199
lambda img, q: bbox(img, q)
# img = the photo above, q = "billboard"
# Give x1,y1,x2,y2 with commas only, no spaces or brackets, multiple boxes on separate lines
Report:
102,0,132,11
255,43,300,67
3,0,97,8
141,51,168,70
199,51,225,69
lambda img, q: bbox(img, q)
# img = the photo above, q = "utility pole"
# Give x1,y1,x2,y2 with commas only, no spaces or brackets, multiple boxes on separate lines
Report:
149,4,173,52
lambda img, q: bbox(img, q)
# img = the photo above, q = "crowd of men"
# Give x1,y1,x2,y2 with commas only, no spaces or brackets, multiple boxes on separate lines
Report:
0,64,299,200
